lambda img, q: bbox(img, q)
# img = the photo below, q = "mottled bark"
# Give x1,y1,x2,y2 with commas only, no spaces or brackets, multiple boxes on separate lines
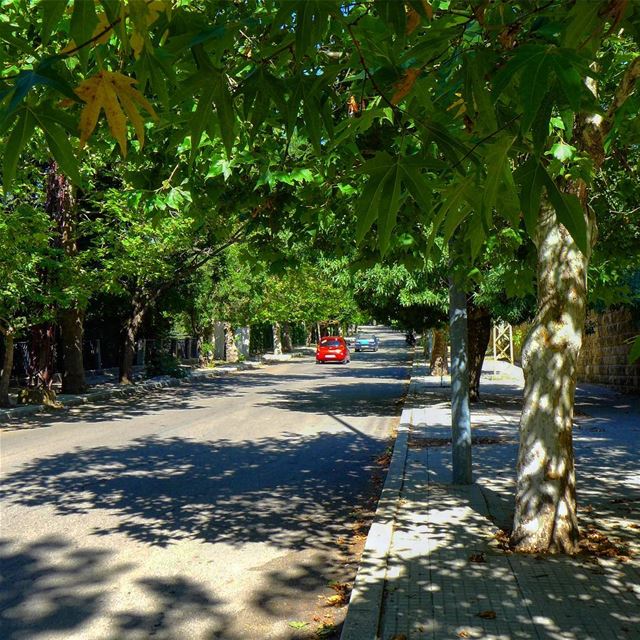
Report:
27,323,56,389
430,329,448,376
511,199,594,553
119,298,146,384
282,322,293,353
48,161,87,393
60,308,86,393
224,322,238,363
0,329,15,407
272,321,283,355
467,302,491,402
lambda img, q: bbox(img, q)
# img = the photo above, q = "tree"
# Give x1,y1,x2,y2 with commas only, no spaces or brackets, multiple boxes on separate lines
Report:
3,0,640,554
0,203,50,406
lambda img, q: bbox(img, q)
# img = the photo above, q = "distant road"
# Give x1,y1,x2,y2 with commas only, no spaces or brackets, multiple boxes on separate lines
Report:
0,327,411,640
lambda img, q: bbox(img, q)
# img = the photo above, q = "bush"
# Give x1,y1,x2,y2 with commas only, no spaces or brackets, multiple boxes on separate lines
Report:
146,350,187,378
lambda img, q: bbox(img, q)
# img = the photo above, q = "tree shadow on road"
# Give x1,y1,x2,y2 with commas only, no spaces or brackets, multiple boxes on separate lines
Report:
0,536,234,640
0,430,385,550
0,373,295,432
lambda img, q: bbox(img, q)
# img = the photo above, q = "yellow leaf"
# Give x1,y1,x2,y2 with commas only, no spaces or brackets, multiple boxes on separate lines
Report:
110,72,158,121
93,12,112,45
118,90,145,147
147,0,169,25
130,31,145,57
391,68,421,105
73,70,157,156
101,78,128,156
59,12,112,54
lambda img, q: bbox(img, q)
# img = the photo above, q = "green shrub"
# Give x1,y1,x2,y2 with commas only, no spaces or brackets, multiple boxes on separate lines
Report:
146,350,187,378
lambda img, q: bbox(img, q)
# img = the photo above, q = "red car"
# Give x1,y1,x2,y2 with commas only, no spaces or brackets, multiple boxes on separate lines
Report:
316,336,350,364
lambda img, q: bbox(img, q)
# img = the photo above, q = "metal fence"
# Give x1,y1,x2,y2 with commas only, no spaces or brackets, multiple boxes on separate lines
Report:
6,336,200,383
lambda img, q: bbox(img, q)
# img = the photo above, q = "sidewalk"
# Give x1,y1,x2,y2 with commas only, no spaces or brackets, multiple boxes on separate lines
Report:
0,361,263,424
0,347,316,424
342,359,640,640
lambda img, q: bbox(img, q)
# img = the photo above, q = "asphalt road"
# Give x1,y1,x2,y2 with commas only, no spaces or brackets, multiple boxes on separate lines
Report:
0,327,411,640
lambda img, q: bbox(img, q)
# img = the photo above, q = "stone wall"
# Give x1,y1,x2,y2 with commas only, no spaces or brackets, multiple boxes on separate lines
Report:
577,308,640,393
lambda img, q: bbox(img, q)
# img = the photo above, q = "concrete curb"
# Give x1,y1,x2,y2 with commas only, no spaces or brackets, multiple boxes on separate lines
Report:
0,361,266,424
340,356,422,640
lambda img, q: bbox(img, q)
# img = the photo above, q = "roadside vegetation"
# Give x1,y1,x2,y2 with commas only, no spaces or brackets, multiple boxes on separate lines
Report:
1,0,639,557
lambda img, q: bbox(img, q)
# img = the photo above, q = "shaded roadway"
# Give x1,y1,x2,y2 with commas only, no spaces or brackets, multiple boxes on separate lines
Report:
0,328,410,640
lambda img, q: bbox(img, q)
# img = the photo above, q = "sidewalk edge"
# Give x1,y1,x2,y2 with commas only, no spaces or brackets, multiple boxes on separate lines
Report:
340,359,419,640
0,363,263,423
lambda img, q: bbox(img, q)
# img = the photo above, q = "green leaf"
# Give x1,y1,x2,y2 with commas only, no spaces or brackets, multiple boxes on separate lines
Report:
377,160,403,255
37,114,82,186
213,73,235,158
3,109,36,192
288,621,309,630
549,141,576,162
466,211,486,260
628,336,640,364
531,93,553,157
401,163,432,214
482,135,516,223
440,177,474,243
514,157,545,237
422,119,472,168
520,50,554,134
552,57,584,112
378,0,407,38
69,0,99,70
302,95,322,155
541,169,588,255
191,82,215,162
40,0,69,45
563,0,600,49
355,170,388,243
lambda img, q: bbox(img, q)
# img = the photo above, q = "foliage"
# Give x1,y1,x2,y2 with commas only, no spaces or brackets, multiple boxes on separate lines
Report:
145,348,187,378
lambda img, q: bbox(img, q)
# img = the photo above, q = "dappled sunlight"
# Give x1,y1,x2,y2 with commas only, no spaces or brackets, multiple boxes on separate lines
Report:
362,362,640,639
0,536,234,640
0,432,383,550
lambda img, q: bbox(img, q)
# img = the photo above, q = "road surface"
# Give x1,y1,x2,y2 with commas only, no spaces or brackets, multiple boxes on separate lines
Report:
0,328,410,640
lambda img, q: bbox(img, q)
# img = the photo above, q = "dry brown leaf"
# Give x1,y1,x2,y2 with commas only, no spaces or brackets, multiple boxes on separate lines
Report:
406,7,421,34
391,68,421,105
457,631,471,639
477,610,496,619
468,552,486,563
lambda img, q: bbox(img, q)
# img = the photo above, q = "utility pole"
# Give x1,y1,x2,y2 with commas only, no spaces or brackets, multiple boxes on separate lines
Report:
449,278,472,484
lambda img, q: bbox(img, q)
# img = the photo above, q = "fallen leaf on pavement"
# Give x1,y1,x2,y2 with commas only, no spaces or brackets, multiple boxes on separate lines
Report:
288,620,309,629
477,610,497,619
468,552,486,563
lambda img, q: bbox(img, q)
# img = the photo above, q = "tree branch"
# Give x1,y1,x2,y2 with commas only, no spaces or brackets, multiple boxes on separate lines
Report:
601,55,640,137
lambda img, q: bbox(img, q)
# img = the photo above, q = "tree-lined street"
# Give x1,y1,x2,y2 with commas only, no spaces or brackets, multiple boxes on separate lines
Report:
1,329,409,640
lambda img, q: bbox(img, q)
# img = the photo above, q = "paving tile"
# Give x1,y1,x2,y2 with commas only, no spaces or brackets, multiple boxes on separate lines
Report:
375,360,640,640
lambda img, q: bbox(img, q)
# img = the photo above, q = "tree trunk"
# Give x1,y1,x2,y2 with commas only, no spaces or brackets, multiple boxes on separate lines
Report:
272,321,283,355
511,198,594,553
0,329,15,407
282,322,293,353
467,301,491,402
48,160,87,393
60,307,86,394
430,328,448,376
27,323,56,389
119,299,146,384
224,322,238,363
